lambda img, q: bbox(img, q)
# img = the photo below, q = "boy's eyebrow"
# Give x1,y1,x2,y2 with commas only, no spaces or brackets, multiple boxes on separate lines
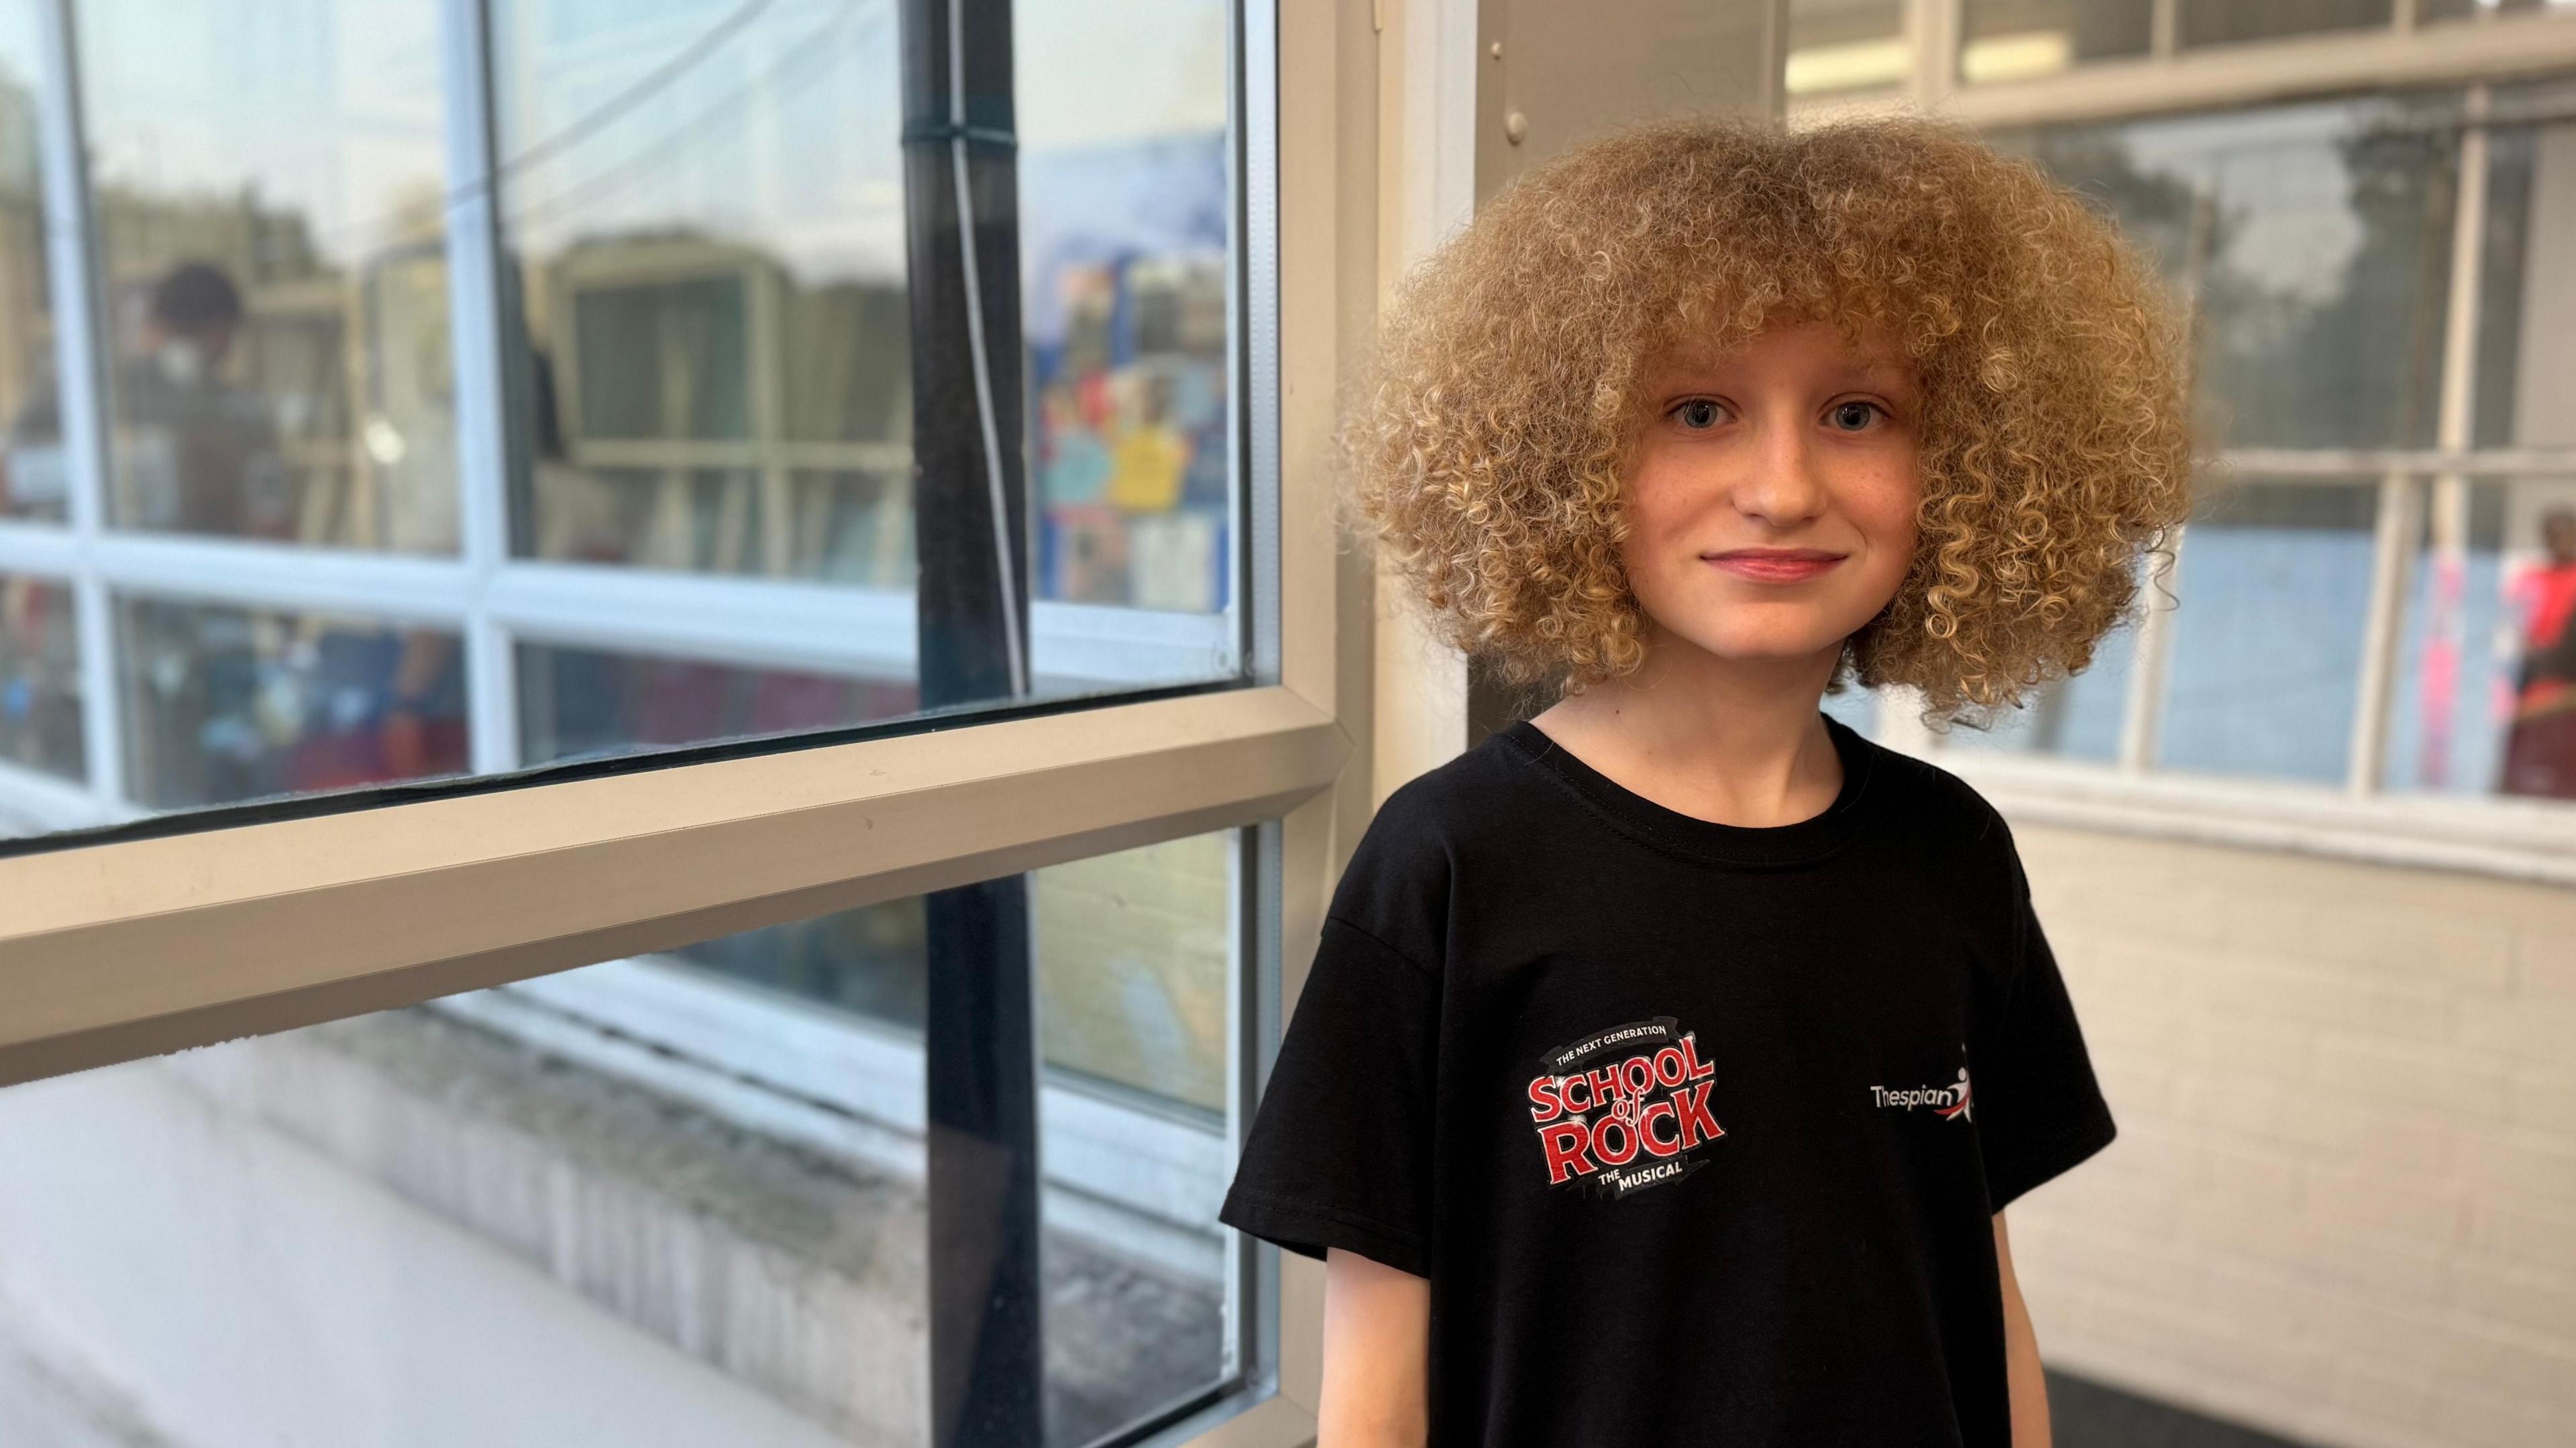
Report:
1644,355,1922,394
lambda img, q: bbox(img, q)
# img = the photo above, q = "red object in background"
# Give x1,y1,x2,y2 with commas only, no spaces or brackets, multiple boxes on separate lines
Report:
286,716,470,794
2500,558,2576,799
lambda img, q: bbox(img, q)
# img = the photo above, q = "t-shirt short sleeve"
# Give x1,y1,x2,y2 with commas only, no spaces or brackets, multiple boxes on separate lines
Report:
1974,848,2119,1213
1217,914,1440,1278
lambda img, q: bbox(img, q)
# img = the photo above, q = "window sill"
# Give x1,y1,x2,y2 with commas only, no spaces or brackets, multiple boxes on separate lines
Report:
1917,744,2576,887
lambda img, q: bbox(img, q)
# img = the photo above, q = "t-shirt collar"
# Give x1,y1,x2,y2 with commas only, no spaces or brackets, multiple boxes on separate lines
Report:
1497,710,1876,869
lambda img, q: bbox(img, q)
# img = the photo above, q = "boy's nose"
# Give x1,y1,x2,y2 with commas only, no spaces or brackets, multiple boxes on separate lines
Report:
1734,419,1829,525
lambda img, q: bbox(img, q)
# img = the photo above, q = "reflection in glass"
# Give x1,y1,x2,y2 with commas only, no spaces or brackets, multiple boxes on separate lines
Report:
1962,0,2153,84
640,828,1240,1441
516,641,918,767
1020,0,1233,613
2178,0,2393,47
496,0,1236,620
1031,831,1232,1112
2157,480,2380,783
658,832,1234,1115
494,0,914,583
1996,95,2456,453
2387,479,2576,799
74,0,457,551
1786,0,1910,96
0,0,64,523
0,573,78,781
680,896,931,1028
0,826,1240,1443
117,596,466,810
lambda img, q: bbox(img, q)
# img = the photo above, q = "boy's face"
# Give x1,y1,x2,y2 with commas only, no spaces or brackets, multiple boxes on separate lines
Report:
1620,319,1922,672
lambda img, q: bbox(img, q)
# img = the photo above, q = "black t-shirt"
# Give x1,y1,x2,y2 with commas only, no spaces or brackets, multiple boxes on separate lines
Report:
1216,712,2117,1446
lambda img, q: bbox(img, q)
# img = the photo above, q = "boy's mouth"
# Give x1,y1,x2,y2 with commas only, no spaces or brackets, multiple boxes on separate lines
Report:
1702,547,1846,582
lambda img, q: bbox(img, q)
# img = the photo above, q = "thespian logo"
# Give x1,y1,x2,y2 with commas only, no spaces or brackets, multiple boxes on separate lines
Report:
1870,1066,1972,1123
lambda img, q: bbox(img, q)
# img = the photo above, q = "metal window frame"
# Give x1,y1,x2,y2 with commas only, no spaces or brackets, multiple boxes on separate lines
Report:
1796,1,2576,883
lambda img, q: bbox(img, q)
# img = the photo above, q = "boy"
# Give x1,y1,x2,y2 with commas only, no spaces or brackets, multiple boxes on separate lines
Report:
1218,113,2192,1445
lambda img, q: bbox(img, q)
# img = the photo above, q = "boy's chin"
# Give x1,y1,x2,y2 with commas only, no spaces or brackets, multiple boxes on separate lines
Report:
1651,624,1850,671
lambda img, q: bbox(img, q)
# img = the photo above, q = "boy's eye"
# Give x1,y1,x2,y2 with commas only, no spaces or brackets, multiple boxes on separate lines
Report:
1672,399,1725,431
1828,400,1885,432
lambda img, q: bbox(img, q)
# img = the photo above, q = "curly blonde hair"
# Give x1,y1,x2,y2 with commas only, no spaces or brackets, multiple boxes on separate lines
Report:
1343,111,2196,728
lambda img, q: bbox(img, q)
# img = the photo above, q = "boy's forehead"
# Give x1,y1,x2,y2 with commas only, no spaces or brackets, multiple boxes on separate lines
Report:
1646,329,1917,387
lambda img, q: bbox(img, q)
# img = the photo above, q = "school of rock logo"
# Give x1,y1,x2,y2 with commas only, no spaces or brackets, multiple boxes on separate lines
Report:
1524,1015,1725,1199
1869,1066,1973,1123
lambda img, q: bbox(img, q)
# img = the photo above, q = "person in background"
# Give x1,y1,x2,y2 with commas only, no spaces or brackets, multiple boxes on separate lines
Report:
2500,508,2576,798
115,260,293,541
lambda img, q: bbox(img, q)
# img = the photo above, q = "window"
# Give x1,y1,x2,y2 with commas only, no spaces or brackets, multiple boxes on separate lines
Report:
76,0,458,550
2176,0,2394,49
1960,0,2153,84
0,828,1250,1446
0,0,1250,844
1927,82,2576,812
1786,0,1911,97
1,0,1347,1445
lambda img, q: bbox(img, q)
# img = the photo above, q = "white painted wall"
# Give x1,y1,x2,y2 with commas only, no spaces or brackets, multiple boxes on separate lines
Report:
2007,820,2576,1448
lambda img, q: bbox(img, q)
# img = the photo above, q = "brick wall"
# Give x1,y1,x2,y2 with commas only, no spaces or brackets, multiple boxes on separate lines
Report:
2004,822,2576,1448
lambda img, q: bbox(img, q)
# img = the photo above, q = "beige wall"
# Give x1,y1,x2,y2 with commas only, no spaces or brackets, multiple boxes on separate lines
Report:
2006,822,2576,1448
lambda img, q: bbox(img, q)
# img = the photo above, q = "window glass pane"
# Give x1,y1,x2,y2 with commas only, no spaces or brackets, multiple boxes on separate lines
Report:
1996,95,2457,453
0,3,1252,846
0,573,78,784
75,0,458,551
2475,85,2576,452
2179,0,2393,47
117,596,467,811
517,641,916,767
1962,0,2154,84
1786,0,1911,97
488,0,1242,747
1021,0,1232,614
2156,478,2380,782
0,0,65,524
0,828,1244,1447
2387,478,2576,800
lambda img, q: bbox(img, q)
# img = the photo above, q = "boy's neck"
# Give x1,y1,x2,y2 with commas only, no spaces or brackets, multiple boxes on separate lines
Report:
1527,633,1847,831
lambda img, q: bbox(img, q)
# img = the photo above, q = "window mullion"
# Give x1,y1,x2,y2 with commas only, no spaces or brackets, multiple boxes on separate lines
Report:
439,0,523,777
2349,471,2424,795
34,0,121,810
898,0,1047,1440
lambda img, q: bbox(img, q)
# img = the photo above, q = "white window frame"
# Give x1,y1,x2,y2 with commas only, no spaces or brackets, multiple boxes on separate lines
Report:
0,0,1399,1443
1795,0,2576,887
